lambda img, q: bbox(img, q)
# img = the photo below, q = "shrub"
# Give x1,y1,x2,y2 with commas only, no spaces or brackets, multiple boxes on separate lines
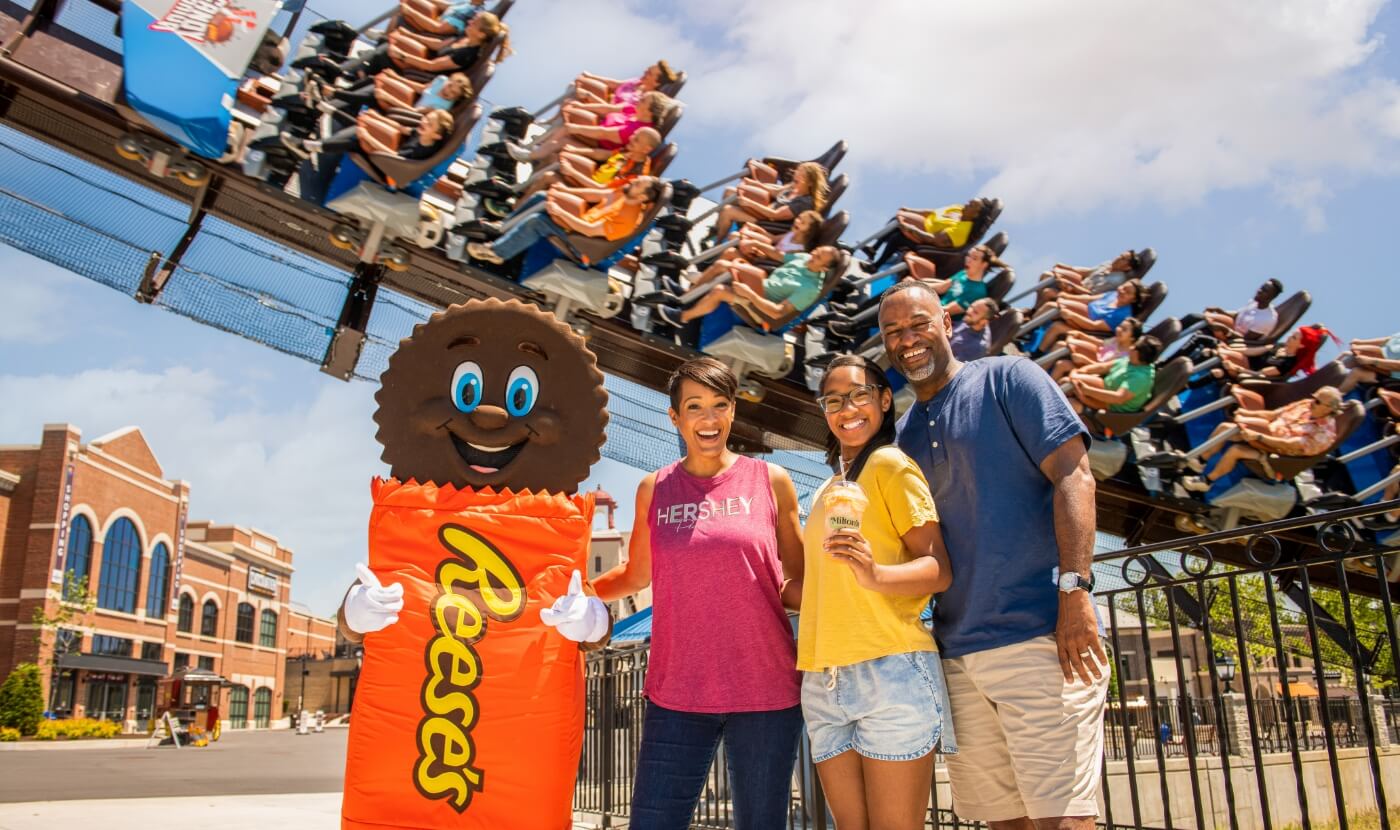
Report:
0,726,19,742
34,718,122,740
0,663,44,736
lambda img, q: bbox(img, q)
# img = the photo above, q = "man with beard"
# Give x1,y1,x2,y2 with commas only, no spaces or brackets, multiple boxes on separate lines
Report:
877,281,1106,830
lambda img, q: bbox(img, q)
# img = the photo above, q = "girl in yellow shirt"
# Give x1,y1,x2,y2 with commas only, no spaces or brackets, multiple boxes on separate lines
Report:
798,354,956,830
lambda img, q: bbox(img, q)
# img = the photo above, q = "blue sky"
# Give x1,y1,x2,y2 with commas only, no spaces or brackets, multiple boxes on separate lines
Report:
2,0,1398,614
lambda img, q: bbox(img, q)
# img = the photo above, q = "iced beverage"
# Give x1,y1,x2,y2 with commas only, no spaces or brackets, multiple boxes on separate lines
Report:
823,480,868,539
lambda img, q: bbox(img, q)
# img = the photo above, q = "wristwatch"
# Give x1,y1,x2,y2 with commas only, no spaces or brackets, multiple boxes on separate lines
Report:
1057,571,1095,594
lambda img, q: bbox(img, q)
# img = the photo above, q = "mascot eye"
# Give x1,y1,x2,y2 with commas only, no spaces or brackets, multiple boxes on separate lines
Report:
451,361,484,413
505,366,539,417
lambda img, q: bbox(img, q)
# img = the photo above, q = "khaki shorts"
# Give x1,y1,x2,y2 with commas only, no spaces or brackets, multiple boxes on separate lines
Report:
942,635,1109,821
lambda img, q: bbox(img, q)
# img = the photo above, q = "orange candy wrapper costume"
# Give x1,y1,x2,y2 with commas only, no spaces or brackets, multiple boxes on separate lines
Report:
342,479,596,830
341,298,613,828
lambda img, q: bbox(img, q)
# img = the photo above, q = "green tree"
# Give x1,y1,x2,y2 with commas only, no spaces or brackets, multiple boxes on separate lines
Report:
31,574,94,670
1116,556,1395,691
0,663,45,736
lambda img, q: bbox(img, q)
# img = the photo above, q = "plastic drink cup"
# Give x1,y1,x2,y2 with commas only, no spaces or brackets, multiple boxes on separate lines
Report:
822,480,868,539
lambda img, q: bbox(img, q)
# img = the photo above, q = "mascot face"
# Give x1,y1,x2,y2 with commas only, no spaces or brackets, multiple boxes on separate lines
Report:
374,299,609,493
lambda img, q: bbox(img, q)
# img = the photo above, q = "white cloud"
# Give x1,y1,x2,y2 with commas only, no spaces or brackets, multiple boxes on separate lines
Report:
0,267,68,344
495,0,1400,220
0,366,384,616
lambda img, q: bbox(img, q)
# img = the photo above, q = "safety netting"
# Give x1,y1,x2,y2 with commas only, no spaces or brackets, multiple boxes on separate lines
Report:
0,123,831,504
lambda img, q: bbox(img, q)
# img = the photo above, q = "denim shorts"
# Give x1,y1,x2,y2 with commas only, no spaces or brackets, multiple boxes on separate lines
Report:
801,650,957,763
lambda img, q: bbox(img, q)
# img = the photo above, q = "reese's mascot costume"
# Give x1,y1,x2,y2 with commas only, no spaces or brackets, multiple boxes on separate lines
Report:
339,298,613,830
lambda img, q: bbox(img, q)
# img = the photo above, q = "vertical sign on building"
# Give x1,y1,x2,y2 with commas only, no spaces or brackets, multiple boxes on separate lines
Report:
50,462,76,585
171,499,188,595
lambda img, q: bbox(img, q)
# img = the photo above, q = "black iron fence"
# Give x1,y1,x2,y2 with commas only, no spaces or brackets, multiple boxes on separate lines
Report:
575,501,1400,830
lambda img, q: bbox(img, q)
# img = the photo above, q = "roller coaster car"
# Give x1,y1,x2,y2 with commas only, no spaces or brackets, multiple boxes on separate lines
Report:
760,140,849,180
118,0,290,163
325,183,444,270
1140,360,1351,471
114,132,213,187
350,102,483,191
985,307,1025,357
1127,247,1158,281
1240,401,1368,484
1232,359,1349,411
1191,401,1370,528
1082,356,1194,442
518,182,675,335
391,0,515,36
749,174,848,238
905,197,1004,274
704,248,856,403
1236,290,1312,345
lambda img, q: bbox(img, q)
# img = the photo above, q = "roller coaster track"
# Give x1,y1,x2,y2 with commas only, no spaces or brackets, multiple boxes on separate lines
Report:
0,0,1393,598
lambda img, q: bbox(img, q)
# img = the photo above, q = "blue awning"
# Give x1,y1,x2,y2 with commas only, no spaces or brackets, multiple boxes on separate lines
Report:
612,607,653,643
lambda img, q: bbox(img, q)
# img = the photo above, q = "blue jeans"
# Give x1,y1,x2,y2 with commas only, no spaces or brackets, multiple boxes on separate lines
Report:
491,212,569,260
629,701,803,830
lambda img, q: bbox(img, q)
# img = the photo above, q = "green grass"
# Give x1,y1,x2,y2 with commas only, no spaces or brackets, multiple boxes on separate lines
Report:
1277,807,1400,830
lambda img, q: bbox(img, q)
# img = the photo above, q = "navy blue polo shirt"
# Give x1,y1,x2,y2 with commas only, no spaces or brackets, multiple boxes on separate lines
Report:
895,357,1089,658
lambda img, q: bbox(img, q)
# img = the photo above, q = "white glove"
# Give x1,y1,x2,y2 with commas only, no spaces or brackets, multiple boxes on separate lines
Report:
343,563,404,635
540,570,609,643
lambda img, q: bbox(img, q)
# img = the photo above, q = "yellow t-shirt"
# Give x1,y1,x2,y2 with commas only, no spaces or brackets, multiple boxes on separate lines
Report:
796,446,941,671
923,205,973,247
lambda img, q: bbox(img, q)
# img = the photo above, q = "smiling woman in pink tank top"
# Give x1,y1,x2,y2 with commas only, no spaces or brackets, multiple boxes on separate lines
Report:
594,357,804,829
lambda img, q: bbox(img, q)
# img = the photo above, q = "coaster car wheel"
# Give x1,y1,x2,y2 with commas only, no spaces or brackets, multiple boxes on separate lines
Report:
115,135,145,161
174,163,210,187
737,380,765,403
330,223,359,250
382,245,411,271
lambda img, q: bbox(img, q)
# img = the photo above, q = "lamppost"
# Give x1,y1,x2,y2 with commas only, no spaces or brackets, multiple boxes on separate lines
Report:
1214,651,1237,695
299,652,309,711
349,647,364,712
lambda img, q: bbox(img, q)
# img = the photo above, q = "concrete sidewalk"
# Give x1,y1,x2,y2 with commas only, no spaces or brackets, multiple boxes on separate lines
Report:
0,795,605,829
0,794,342,829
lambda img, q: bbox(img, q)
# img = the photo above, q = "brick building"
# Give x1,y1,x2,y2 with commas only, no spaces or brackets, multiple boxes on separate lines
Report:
0,423,298,732
283,604,357,717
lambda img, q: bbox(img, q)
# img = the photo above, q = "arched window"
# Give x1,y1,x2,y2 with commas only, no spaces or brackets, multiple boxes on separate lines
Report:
228,686,249,729
145,543,170,618
235,603,255,644
177,594,194,633
97,517,142,613
64,515,94,589
253,687,272,729
200,599,219,637
259,610,278,648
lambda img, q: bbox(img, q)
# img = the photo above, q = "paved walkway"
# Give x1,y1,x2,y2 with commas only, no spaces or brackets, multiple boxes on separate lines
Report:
0,796,603,829
0,730,345,801
0,730,603,828
0,794,342,830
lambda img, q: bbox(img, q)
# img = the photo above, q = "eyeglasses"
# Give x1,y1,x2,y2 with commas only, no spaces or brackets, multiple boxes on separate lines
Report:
817,384,879,414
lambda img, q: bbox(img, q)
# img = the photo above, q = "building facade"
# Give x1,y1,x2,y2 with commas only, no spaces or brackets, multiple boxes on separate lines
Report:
283,604,357,717
0,424,297,732
584,487,647,616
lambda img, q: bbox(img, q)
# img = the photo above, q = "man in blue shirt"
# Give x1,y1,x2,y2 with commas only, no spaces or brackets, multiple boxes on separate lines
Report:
879,281,1107,830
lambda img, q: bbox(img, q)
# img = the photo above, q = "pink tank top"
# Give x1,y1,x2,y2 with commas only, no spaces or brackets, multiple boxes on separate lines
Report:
600,112,642,151
645,456,800,713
